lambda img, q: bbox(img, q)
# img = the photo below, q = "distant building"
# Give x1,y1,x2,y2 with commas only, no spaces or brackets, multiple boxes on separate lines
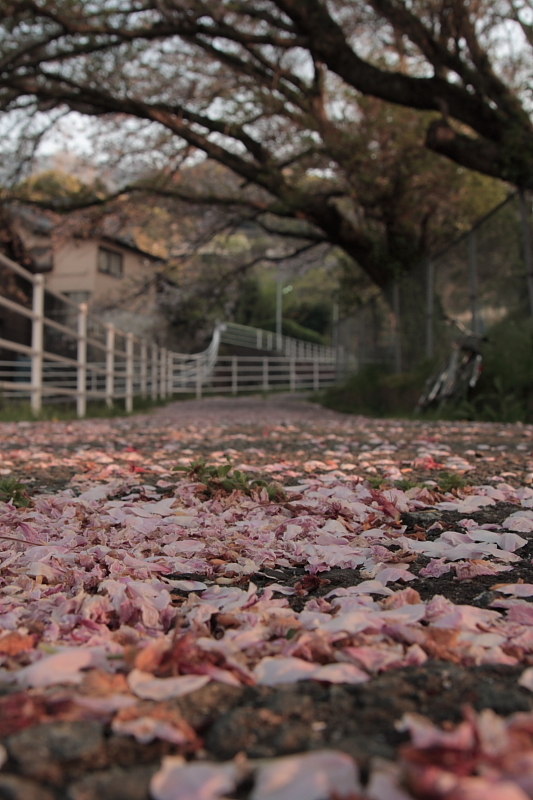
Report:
10,205,165,338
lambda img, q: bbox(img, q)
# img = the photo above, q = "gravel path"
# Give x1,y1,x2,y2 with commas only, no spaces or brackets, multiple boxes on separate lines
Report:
2,396,533,799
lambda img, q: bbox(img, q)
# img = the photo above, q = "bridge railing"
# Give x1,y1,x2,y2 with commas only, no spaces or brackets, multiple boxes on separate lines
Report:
219,321,336,361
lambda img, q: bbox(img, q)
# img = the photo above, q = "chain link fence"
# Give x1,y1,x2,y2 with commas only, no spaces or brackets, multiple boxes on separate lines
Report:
337,191,533,373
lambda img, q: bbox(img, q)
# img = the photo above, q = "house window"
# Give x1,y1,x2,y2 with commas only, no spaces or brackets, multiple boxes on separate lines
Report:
98,247,123,278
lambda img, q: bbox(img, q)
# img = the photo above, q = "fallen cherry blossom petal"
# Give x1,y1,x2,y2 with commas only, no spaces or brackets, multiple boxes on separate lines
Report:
365,759,414,800
493,584,533,597
311,663,369,684
373,567,416,585
518,668,533,691
396,712,476,750
162,579,208,592
250,750,360,800
112,715,190,745
503,512,533,533
454,560,513,580
15,648,107,688
150,756,239,800
254,657,318,685
73,694,138,714
127,669,210,700
437,496,496,513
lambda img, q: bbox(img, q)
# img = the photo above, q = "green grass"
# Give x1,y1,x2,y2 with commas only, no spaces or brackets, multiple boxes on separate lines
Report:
0,394,179,422
318,314,533,424
174,458,287,501
394,478,424,491
0,477,31,507
435,471,472,492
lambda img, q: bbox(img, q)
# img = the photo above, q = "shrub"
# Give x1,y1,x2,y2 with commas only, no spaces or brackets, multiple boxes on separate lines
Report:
320,315,533,422
319,364,426,417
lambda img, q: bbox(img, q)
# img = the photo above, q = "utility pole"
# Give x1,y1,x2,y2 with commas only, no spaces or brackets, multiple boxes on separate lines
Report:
276,274,282,350
332,298,340,382
519,190,533,319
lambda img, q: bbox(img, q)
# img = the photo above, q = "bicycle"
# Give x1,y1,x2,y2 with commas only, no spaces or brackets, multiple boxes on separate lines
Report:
416,320,485,413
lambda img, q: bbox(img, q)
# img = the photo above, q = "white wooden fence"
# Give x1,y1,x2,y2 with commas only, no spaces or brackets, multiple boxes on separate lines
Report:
0,252,348,416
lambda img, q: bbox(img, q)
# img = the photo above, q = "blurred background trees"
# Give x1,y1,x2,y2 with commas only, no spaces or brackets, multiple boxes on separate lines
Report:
0,0,529,345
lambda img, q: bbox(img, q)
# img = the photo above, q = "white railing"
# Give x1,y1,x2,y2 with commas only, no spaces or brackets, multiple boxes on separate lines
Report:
219,321,336,360
0,252,349,416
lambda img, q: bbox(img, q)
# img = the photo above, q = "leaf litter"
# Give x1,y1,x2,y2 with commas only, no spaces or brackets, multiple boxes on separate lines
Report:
3,396,533,797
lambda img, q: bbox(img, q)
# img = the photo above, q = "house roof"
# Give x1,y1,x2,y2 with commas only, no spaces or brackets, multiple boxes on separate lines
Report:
11,204,165,263
99,235,164,262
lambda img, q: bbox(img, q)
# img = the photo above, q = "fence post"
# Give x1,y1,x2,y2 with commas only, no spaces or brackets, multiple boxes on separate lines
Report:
256,329,261,349
151,344,158,400
232,356,238,395
77,302,87,418
290,357,296,392
167,351,173,397
425,259,435,360
263,357,269,391
519,190,533,319
105,324,115,408
125,332,134,413
313,357,319,391
140,340,147,398
176,355,184,393
30,274,44,415
468,231,480,334
160,347,167,398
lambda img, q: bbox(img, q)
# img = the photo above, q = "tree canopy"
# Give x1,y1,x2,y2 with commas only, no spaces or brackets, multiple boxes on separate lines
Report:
0,0,524,287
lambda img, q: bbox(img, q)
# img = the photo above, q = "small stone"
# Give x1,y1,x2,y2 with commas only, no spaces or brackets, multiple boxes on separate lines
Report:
66,766,156,800
472,590,497,607
6,721,104,782
401,511,441,527
0,774,56,800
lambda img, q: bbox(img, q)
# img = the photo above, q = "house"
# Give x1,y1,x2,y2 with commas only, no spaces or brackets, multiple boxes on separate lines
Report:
10,205,166,339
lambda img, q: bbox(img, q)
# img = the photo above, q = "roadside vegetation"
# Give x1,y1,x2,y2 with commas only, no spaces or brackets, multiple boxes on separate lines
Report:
321,315,533,423
0,395,177,423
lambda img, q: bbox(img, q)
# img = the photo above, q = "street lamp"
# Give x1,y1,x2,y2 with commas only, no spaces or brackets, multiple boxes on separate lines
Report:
275,275,293,348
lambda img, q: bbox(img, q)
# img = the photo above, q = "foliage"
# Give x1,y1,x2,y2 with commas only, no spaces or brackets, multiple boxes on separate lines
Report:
419,316,533,423
0,396,178,423
0,477,30,508
436,472,471,492
233,275,332,340
256,318,326,345
162,261,335,352
173,459,287,501
365,476,387,489
319,364,428,417
233,277,274,330
321,311,533,424
394,478,422,491
15,170,107,208
0,1,517,292
287,300,331,337
469,316,533,421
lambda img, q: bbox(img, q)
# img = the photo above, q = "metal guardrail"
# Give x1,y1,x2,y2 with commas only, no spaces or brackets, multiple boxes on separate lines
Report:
0,253,347,416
